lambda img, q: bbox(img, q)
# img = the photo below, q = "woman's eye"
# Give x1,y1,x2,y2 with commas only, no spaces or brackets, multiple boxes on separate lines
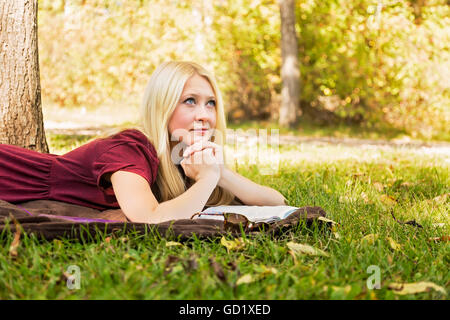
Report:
184,98,195,105
207,100,216,107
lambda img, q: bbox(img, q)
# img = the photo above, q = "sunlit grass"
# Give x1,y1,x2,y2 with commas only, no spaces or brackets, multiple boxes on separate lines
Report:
227,119,450,142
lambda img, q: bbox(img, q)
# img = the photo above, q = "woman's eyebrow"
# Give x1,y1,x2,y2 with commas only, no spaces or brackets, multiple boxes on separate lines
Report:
182,93,216,100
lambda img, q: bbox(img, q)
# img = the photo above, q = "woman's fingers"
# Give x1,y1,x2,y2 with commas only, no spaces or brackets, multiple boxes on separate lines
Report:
183,147,217,165
183,141,220,158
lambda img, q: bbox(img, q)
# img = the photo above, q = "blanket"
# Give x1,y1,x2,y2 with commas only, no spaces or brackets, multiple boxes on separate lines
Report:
0,199,331,241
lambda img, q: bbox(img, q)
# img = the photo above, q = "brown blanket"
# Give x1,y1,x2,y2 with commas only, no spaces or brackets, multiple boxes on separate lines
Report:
0,199,331,241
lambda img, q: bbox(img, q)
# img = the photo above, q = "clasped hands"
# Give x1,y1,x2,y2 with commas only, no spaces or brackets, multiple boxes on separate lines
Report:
179,140,225,182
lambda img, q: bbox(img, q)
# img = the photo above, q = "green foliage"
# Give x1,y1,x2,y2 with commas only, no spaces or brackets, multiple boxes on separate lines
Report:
296,0,449,139
37,0,449,139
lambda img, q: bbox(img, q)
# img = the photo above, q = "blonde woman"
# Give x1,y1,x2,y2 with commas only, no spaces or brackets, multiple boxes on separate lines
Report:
0,61,286,223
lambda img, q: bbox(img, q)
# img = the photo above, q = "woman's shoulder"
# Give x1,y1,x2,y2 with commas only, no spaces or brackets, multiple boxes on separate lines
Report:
106,128,157,154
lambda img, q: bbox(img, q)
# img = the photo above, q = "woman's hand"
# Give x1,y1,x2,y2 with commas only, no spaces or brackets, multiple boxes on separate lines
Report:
182,141,225,177
180,147,221,182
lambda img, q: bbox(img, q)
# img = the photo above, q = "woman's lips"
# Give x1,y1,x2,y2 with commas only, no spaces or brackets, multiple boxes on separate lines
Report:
191,129,208,135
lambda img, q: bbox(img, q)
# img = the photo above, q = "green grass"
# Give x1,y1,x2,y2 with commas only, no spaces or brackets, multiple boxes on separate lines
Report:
0,133,448,299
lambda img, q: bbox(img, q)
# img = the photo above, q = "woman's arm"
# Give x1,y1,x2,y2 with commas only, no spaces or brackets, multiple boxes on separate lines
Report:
218,167,287,206
110,170,219,224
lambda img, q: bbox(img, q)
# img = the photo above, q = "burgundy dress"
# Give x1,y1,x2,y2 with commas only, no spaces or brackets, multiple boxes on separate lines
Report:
0,129,159,210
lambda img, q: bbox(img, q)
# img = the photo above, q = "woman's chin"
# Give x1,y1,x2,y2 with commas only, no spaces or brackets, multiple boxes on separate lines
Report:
185,132,210,145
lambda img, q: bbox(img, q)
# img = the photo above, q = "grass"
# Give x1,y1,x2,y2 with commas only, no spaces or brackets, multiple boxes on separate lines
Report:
0,131,449,300
227,118,450,143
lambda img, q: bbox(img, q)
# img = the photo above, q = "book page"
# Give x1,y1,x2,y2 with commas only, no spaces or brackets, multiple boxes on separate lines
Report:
195,205,299,223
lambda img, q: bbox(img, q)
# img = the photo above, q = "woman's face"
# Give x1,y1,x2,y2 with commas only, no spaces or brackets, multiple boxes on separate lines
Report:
168,74,217,147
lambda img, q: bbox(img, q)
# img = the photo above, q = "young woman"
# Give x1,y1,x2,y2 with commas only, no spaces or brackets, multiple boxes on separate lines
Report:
0,61,286,223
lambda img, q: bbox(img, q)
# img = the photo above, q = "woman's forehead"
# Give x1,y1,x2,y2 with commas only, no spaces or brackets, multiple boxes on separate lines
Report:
182,74,215,96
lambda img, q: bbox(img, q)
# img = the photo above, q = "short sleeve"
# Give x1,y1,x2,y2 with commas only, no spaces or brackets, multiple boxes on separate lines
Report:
92,142,159,195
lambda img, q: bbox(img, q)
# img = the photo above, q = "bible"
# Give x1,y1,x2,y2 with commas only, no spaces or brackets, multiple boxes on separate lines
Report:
192,205,300,224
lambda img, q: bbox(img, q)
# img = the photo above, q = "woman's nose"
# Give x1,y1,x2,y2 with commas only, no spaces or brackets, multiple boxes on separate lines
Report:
194,105,210,121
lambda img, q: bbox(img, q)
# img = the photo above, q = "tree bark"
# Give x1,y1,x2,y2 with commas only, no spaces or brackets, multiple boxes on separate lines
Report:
0,0,49,153
278,0,300,128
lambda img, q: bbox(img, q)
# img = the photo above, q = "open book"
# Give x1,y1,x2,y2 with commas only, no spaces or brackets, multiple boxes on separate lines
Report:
192,205,300,224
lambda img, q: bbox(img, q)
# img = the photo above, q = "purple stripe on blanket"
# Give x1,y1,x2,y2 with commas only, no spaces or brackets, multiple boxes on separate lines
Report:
16,204,122,223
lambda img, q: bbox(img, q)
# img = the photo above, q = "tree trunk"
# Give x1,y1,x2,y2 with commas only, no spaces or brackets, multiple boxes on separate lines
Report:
278,0,300,128
0,0,49,153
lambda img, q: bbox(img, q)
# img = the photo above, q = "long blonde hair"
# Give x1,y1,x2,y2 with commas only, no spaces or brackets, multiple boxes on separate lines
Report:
135,61,235,206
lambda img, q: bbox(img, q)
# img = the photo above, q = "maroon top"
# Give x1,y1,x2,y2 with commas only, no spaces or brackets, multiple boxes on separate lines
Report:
0,129,159,210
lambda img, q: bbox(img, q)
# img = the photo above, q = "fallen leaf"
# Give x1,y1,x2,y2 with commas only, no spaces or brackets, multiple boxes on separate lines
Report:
209,257,227,282
428,235,450,242
386,237,402,251
119,237,128,243
387,255,393,265
352,172,365,178
380,194,397,206
400,181,413,187
330,285,352,298
432,223,445,228
220,236,245,252
318,216,338,225
186,255,199,272
287,241,329,257
8,213,21,258
432,193,449,203
373,182,384,192
361,192,370,203
361,234,379,245
165,241,182,247
388,281,447,296
236,274,255,285
163,255,181,275
255,265,278,278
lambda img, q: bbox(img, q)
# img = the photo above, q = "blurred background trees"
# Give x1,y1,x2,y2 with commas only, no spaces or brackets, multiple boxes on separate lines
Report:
37,0,449,140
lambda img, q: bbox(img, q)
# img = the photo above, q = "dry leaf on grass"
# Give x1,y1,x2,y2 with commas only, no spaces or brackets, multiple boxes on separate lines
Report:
432,193,449,203
163,255,181,275
220,236,246,252
400,181,414,187
209,257,227,282
428,235,450,242
386,237,402,251
287,241,329,257
236,274,255,285
380,194,397,206
318,216,338,226
361,233,379,245
8,213,21,258
235,265,277,286
255,265,278,277
361,192,370,204
165,241,182,247
186,255,199,272
388,281,447,296
373,182,384,192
